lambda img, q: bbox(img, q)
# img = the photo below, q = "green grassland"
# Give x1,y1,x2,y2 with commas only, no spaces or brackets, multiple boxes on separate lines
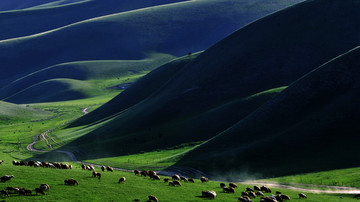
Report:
0,161,357,201
265,167,360,188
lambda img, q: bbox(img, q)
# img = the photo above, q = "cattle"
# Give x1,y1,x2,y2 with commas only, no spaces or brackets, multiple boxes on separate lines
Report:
92,171,98,178
96,172,101,180
164,178,170,183
148,195,159,202
24,189,32,195
140,171,147,177
101,166,105,172
0,160,4,165
81,164,86,170
248,191,256,198
188,178,195,183
200,177,208,183
152,175,161,180
276,191,282,195
279,194,291,200
0,175,14,182
134,170,140,175
256,191,264,196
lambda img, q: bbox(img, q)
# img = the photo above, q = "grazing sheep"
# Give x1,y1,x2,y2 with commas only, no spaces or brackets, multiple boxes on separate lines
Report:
188,178,195,183
6,187,16,194
148,195,159,202
101,166,105,172
299,193,307,199
40,184,50,191
0,175,14,182
260,197,277,202
173,181,182,186
172,175,180,181
140,171,147,177
61,164,70,169
152,175,161,180
64,179,79,186
180,176,188,182
35,188,45,195
92,171,98,178
164,178,170,183
24,189,32,195
106,166,114,172
134,170,140,175
202,191,216,199
118,177,126,183
0,190,9,197
279,194,290,200
246,187,254,192
96,172,101,180
256,191,264,196
261,186,271,193
223,187,235,193
254,185,261,191
169,181,175,186
148,170,156,178
200,177,208,183
238,196,251,202
248,191,256,198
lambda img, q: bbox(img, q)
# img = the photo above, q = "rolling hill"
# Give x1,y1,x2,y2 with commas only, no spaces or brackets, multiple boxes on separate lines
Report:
0,54,175,103
0,101,48,123
0,0,304,88
61,0,360,163
176,46,360,178
0,0,188,40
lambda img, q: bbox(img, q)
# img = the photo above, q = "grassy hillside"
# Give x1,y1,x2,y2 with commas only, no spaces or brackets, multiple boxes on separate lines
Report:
0,53,175,102
176,46,360,178
0,160,353,201
0,101,48,124
0,0,187,40
0,0,304,87
63,0,360,162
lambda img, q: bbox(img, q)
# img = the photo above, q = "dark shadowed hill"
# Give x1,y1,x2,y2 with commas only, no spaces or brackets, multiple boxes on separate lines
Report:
0,0,304,87
176,46,360,178
62,0,360,161
0,0,86,11
0,0,188,40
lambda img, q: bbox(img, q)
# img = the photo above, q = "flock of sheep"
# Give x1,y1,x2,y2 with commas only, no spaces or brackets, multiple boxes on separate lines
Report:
0,159,309,201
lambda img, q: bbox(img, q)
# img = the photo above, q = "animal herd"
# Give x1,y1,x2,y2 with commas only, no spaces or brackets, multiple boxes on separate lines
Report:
0,159,310,201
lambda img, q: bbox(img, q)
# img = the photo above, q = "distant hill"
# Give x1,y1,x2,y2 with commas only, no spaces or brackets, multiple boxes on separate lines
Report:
63,0,360,163
0,54,175,103
0,0,188,40
176,46,360,178
0,0,304,88
0,0,86,11
0,101,48,123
